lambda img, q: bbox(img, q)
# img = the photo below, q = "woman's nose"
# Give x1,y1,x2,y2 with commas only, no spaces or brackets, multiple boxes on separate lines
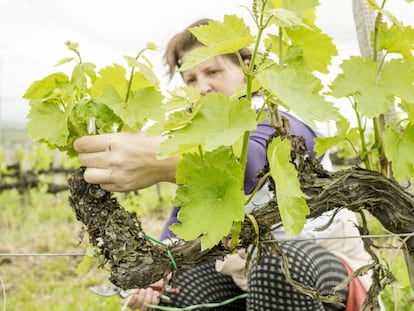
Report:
197,79,213,95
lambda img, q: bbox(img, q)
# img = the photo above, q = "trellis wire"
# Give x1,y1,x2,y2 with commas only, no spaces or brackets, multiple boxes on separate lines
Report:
1,232,413,258
268,232,414,243
0,252,85,257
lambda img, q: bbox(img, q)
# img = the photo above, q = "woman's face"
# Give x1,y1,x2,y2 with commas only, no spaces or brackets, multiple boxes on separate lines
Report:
181,49,247,96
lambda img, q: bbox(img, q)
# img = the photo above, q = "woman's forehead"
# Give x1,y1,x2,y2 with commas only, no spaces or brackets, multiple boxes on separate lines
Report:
182,55,233,75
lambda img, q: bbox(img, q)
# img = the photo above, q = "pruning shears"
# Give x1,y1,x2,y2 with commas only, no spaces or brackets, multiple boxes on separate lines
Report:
89,284,172,304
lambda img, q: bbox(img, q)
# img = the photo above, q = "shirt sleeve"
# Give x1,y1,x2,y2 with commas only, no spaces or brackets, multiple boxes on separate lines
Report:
244,111,317,194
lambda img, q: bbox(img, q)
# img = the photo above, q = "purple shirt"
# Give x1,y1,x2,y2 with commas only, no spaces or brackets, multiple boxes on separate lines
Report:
160,110,317,240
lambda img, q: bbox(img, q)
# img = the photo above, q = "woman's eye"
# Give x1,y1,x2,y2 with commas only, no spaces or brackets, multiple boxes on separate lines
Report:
185,78,195,84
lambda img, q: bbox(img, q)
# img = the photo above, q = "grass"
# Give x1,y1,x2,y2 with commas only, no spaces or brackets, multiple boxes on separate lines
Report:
0,184,173,311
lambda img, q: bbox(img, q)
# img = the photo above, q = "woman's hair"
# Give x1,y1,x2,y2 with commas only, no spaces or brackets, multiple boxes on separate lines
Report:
164,18,252,80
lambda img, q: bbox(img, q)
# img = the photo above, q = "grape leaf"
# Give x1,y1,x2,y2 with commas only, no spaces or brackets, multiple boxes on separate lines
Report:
285,26,338,73
26,99,70,148
314,116,350,158
330,57,414,117
163,86,201,112
69,98,123,135
256,66,339,127
400,100,414,123
314,115,361,160
377,22,414,62
146,86,202,136
24,74,75,150
383,122,414,182
71,62,97,92
180,15,255,71
268,0,319,14
23,73,69,99
159,94,257,157
170,147,245,250
266,8,311,29
267,137,309,235
99,85,164,130
382,59,414,103
89,64,128,99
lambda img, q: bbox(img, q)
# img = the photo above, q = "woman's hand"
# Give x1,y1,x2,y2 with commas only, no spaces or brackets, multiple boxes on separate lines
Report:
121,287,161,311
74,132,178,192
121,279,179,310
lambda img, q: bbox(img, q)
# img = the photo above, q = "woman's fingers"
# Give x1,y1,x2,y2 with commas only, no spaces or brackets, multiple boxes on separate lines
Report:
122,288,160,310
82,167,113,185
78,151,110,169
74,134,113,153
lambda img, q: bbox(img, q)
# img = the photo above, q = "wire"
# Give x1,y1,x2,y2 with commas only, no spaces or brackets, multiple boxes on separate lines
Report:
145,293,248,310
0,252,85,257
146,235,178,270
1,232,413,258
264,232,414,243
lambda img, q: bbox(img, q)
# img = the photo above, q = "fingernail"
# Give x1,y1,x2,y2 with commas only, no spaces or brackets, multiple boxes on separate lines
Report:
159,294,172,304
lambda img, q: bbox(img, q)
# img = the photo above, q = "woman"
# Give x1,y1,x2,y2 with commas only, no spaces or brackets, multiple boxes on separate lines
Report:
74,19,366,311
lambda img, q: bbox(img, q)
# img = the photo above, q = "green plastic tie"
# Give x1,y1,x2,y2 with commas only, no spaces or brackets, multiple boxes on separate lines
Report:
145,235,177,270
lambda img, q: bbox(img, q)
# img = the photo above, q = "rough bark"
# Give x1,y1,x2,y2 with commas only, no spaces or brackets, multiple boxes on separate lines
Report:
68,135,414,308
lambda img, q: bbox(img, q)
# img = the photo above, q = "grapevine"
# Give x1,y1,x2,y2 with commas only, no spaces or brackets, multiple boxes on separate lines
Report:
22,0,414,309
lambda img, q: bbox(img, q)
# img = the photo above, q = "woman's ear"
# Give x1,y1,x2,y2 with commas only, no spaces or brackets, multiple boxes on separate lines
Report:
243,58,250,69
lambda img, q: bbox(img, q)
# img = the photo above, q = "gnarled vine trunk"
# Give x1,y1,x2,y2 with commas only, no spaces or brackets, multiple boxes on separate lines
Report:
68,136,414,309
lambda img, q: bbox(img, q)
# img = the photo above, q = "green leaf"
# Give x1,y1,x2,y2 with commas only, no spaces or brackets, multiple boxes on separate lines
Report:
123,60,159,89
330,57,414,117
180,15,255,71
377,22,414,62
267,0,319,16
367,1,401,25
400,100,414,123
266,8,311,29
170,147,245,250
314,116,362,162
81,62,97,83
99,85,163,129
134,63,159,87
70,99,123,135
75,255,93,275
75,246,100,275
65,40,79,51
147,87,202,136
54,57,75,66
267,137,309,235
23,73,69,99
159,94,257,157
146,42,158,50
89,64,128,99
27,100,69,148
129,87,164,122
256,66,339,127
285,26,338,73
383,122,414,182
382,59,414,103
71,64,88,92
314,116,351,157
189,15,254,48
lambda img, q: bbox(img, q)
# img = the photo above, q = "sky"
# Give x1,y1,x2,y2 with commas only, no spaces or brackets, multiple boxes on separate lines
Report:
0,0,412,128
